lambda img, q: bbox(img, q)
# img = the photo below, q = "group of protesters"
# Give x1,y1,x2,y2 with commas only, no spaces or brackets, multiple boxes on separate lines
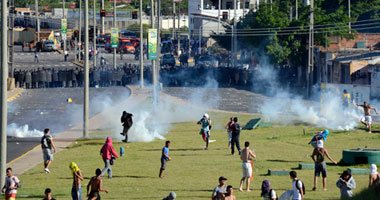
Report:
2,110,380,200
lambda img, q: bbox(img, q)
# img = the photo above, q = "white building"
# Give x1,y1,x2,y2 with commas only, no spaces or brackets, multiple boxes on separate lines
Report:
188,0,261,38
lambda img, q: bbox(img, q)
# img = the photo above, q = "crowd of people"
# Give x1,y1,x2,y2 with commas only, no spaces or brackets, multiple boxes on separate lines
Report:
2,109,380,200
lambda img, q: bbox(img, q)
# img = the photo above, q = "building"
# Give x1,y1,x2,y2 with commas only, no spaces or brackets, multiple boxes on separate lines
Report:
188,0,259,38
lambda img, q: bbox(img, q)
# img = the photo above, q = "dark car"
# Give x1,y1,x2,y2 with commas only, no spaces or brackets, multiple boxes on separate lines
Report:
197,56,219,68
161,54,176,67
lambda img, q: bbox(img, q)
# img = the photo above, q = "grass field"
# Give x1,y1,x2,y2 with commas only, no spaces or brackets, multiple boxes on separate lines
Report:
10,112,380,200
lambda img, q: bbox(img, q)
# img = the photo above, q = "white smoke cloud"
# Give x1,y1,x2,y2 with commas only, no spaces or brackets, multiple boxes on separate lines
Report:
257,62,362,130
7,123,44,137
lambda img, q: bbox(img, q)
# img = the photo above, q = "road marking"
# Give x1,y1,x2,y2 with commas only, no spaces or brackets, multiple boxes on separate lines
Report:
6,144,41,165
7,88,24,102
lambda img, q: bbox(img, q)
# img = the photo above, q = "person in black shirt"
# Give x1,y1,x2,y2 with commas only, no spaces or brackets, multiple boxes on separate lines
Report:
230,117,241,155
41,128,56,173
120,111,133,143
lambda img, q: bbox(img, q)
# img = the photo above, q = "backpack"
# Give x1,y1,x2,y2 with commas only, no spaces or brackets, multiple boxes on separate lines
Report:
296,180,306,195
270,189,278,200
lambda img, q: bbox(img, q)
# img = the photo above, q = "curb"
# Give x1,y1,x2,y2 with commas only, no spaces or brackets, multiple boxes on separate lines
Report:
6,85,134,168
7,88,24,102
73,61,84,67
6,144,41,165
57,50,63,54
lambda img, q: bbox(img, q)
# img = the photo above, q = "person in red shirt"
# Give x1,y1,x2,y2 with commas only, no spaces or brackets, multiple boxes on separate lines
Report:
100,137,119,179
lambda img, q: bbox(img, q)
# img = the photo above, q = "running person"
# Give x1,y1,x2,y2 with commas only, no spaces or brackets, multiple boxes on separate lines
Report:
197,113,211,150
356,101,378,133
239,141,256,192
87,168,109,200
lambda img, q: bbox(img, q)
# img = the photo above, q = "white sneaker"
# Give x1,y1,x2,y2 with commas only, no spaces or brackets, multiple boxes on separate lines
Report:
44,168,50,173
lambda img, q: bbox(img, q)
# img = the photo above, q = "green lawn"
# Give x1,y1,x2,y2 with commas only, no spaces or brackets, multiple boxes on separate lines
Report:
11,112,380,199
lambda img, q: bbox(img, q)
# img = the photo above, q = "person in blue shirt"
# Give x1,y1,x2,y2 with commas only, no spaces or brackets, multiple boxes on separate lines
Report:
197,113,212,150
159,141,171,178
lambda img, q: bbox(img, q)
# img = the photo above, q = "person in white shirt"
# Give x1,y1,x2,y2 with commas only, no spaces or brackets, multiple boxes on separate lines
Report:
1,168,20,200
290,171,304,200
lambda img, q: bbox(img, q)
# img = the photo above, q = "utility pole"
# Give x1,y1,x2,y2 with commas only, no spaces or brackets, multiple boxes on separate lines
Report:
151,0,157,102
290,6,293,21
63,0,66,55
295,0,298,20
177,7,180,56
9,0,15,79
199,25,202,54
93,0,97,67
172,1,175,40
101,0,105,34
140,0,144,88
84,0,89,138
79,0,82,61
348,0,351,33
113,0,117,69
233,0,237,67
0,0,8,188
157,0,161,86
35,0,40,41
218,0,221,34
307,0,314,97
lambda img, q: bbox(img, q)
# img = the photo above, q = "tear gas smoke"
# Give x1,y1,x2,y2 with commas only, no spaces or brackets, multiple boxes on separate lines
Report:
257,63,362,130
8,123,43,137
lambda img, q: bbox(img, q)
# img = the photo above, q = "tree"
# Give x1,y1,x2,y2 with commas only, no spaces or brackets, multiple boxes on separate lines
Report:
212,0,370,67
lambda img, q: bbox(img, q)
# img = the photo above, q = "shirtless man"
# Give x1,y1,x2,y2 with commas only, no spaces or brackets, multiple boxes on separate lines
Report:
224,185,236,200
356,101,378,133
87,168,109,200
70,162,84,200
239,141,256,192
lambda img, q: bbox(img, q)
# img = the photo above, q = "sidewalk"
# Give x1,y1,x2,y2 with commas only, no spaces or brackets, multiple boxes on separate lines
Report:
6,86,145,176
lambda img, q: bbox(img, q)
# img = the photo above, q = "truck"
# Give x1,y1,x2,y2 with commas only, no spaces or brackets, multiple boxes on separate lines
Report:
105,37,138,54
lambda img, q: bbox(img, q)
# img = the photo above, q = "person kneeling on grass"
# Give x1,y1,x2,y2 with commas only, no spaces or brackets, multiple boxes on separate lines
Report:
311,140,338,191
336,170,356,199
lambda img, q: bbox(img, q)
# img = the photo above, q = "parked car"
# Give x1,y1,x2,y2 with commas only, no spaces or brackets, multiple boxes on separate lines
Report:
160,54,176,67
42,40,56,52
197,56,219,67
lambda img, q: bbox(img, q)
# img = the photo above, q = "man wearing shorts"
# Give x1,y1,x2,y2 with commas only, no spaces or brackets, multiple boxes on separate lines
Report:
197,113,211,150
87,168,109,200
356,101,378,133
41,128,56,173
239,141,256,192
311,140,338,191
159,141,171,178
1,168,20,200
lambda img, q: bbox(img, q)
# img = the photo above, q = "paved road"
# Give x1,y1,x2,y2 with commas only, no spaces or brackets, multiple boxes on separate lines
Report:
7,87,131,163
163,87,270,114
